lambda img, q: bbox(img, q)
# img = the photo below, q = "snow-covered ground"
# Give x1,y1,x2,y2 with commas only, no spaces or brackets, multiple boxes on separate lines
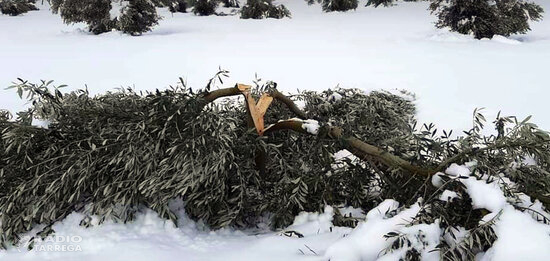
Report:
0,162,549,261
1,0,550,133
1,1,550,260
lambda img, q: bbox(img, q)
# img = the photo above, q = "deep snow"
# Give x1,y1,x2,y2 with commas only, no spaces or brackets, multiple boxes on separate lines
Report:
1,0,550,134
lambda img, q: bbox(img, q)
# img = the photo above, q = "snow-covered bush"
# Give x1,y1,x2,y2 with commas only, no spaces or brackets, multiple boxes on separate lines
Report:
222,0,239,8
0,0,37,16
365,0,393,7
50,0,161,35
50,0,114,34
307,0,357,12
1,73,549,259
240,0,290,19
169,0,187,12
192,0,218,16
430,0,544,39
152,0,187,12
365,0,423,8
117,0,160,36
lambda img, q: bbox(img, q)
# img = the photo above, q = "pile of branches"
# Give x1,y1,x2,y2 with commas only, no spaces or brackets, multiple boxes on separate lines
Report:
1,72,549,256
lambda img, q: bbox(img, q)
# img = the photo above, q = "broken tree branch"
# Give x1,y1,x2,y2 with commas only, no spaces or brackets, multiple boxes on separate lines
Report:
202,84,246,103
268,89,308,120
264,120,309,135
200,83,550,206
264,119,434,177
202,84,435,177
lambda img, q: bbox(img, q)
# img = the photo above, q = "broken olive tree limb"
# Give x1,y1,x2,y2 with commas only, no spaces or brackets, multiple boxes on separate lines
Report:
202,84,548,180
202,84,248,103
201,85,307,120
202,84,435,177
264,119,434,177
267,89,307,120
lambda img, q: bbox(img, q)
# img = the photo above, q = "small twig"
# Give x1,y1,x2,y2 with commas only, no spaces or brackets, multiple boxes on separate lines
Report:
304,244,318,255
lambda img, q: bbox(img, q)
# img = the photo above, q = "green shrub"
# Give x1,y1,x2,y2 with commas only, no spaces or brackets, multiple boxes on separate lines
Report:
152,0,187,12
241,0,290,19
307,0,358,12
365,0,423,8
430,0,544,39
50,0,161,35
169,0,187,12
0,0,37,16
222,0,239,8
365,0,393,7
117,0,160,36
50,0,114,35
193,0,217,16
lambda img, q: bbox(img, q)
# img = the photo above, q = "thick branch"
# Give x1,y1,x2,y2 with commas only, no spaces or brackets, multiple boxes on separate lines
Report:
202,85,245,103
202,89,550,206
344,136,433,176
325,126,433,176
201,85,307,121
264,120,434,176
268,89,308,120
264,120,309,135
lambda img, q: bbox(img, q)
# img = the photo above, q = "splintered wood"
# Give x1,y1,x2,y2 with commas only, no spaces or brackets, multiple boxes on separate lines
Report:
237,84,273,136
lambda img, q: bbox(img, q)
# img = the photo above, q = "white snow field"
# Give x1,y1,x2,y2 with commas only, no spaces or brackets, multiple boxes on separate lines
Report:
1,0,550,260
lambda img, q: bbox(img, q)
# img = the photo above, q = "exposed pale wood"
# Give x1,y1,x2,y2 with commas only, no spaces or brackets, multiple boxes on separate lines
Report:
241,88,274,136
237,83,251,92
256,93,274,117
244,92,262,135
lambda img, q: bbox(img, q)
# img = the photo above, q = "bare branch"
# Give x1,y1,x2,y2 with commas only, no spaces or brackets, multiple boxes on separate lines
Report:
264,119,434,176
264,119,309,135
268,89,308,120
202,84,248,103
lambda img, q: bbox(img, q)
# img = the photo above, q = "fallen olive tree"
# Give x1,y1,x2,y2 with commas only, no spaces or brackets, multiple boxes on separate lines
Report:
1,72,549,257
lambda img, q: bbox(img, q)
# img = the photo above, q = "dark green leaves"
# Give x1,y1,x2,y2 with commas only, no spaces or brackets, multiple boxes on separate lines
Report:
430,0,545,39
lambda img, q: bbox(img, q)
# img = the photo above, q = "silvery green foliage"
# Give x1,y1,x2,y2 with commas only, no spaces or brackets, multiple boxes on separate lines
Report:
430,0,544,39
50,0,161,35
306,0,357,12
222,0,239,8
193,0,217,15
0,76,413,247
240,0,290,19
152,0,187,12
50,0,114,34
1,73,549,258
169,0,187,12
365,0,425,8
0,0,37,16
365,0,393,7
117,0,160,35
